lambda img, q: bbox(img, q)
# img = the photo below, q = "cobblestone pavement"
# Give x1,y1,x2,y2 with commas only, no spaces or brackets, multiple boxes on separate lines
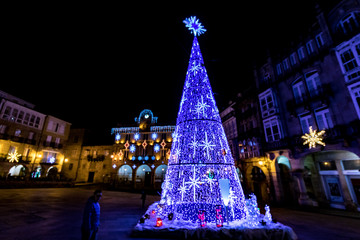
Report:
0,188,359,240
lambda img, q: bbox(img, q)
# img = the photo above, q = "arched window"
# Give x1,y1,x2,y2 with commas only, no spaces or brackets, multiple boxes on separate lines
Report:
155,164,167,181
118,165,132,181
277,156,291,169
136,164,151,182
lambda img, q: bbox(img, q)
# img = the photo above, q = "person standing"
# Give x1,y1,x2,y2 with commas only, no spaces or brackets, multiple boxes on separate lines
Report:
82,189,102,240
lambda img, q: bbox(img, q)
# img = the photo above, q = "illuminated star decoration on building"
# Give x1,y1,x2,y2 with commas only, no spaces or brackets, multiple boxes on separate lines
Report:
8,150,21,163
301,126,326,149
183,16,207,36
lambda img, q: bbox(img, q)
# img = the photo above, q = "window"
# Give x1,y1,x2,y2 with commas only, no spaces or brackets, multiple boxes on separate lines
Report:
290,52,297,66
338,12,360,34
17,111,24,123
319,161,337,171
14,129,21,137
259,89,275,117
29,115,35,126
336,37,360,82
297,47,305,60
347,82,360,119
299,114,316,134
306,40,315,55
23,113,30,125
305,71,321,97
46,135,52,143
0,125,6,134
315,32,325,48
11,109,18,121
340,49,358,72
28,132,34,140
315,108,334,130
263,117,282,142
282,58,290,71
35,117,40,128
3,106,12,120
276,63,282,75
292,79,306,103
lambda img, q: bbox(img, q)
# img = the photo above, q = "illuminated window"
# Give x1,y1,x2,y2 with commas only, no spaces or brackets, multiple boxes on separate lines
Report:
292,78,306,103
290,52,297,66
315,32,324,48
276,63,282,75
282,58,290,71
299,113,315,134
347,82,360,119
305,71,321,97
259,89,276,118
14,129,21,137
315,108,334,130
306,40,315,55
297,46,305,60
338,12,360,34
263,116,282,142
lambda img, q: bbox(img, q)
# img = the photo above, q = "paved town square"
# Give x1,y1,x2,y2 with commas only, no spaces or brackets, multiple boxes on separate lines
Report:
0,187,359,240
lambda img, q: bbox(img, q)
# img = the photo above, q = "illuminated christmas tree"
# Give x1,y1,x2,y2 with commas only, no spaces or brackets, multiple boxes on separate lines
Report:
157,16,247,223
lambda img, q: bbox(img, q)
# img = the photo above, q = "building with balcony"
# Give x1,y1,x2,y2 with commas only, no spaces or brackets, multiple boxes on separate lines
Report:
252,0,360,210
0,90,71,180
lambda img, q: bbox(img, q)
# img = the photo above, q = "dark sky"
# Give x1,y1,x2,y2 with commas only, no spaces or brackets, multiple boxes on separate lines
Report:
2,1,339,129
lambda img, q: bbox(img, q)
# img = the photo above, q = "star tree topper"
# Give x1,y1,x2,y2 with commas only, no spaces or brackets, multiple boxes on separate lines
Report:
301,126,326,149
183,16,206,36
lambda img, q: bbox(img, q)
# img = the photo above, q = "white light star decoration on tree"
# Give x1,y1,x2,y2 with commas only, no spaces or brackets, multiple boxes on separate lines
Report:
199,132,216,160
301,126,326,149
8,150,21,163
186,166,204,201
183,16,207,36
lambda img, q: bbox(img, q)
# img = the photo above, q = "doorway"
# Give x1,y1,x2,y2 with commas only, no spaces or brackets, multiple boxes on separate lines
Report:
144,171,151,187
88,172,95,183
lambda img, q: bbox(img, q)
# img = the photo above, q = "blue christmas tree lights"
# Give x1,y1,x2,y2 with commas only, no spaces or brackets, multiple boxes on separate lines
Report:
156,17,247,223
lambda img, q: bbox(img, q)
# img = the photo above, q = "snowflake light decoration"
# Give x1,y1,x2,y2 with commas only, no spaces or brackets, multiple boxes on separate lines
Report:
301,126,326,149
183,16,206,36
8,150,21,163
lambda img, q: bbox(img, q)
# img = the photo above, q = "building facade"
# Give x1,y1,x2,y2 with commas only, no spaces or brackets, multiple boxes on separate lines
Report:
62,109,175,189
0,90,71,180
254,0,360,210
221,0,360,210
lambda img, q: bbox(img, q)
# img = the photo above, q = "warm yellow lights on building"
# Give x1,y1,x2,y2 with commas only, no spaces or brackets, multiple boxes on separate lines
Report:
301,126,326,149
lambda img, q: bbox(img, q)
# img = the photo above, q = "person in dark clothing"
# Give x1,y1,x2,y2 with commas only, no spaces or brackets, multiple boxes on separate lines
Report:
141,190,146,209
82,189,102,240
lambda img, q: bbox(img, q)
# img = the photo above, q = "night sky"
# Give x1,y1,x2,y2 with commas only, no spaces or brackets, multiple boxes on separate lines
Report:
2,1,339,129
